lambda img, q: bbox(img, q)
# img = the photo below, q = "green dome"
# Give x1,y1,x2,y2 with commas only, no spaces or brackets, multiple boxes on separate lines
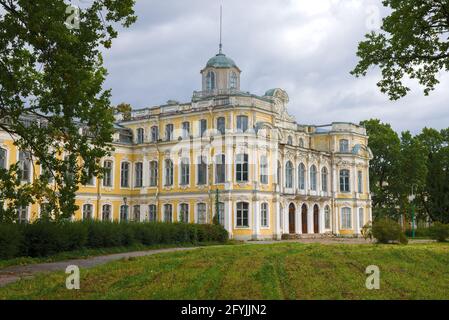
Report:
206,53,238,69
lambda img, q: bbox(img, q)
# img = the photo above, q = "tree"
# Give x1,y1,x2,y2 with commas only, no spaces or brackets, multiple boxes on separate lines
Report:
0,1,136,221
115,103,133,121
352,0,449,100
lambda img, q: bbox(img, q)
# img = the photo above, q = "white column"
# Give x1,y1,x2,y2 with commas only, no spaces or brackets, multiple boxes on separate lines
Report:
298,203,303,234
308,203,313,234
253,200,260,240
355,205,360,235
275,199,281,239
225,199,233,238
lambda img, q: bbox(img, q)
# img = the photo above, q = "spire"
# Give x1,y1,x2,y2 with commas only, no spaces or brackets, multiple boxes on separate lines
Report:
219,4,223,54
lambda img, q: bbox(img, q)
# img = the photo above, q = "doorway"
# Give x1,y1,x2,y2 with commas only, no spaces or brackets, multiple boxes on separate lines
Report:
313,204,319,234
288,203,296,234
301,204,308,234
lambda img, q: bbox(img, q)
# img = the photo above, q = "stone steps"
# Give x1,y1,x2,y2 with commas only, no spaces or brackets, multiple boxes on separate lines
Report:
281,233,335,240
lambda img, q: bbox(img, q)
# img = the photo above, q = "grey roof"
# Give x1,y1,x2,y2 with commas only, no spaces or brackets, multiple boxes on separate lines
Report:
206,53,238,69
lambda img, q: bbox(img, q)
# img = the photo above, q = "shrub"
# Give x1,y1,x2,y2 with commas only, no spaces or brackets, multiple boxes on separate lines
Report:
0,223,24,259
428,223,449,242
372,218,408,245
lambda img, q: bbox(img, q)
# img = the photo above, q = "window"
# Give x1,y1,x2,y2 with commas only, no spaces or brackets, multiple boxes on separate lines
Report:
340,169,350,192
121,162,130,188
321,167,328,192
358,208,364,229
261,203,269,227
148,204,157,222
215,154,226,184
84,168,95,186
339,139,349,153
206,71,216,91
299,138,304,148
180,157,190,185
0,147,6,169
83,204,93,220
236,202,249,227
17,206,28,223
324,205,331,229
358,171,363,193
341,207,352,229
164,159,173,186
218,202,225,226
236,154,248,182
163,204,172,222
310,165,317,191
179,203,189,223
298,163,305,190
200,119,207,137
182,122,190,138
41,163,54,184
102,204,111,221
120,205,129,221
236,115,248,133
40,203,52,220
133,205,140,222
165,124,174,141
197,203,207,224
285,161,293,188
197,156,207,185
151,126,159,142
135,162,143,187
260,155,268,184
277,161,281,185
287,136,293,146
229,71,238,89
149,161,158,187
137,128,144,144
19,151,31,182
217,117,225,135
103,160,113,187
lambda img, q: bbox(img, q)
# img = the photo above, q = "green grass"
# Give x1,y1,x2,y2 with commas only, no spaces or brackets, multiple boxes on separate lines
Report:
1,242,449,300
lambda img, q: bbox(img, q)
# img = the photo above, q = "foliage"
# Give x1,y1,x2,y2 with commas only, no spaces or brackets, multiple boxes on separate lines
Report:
0,0,136,221
115,103,133,121
361,222,373,240
372,218,408,244
352,0,449,100
428,222,449,242
0,221,228,259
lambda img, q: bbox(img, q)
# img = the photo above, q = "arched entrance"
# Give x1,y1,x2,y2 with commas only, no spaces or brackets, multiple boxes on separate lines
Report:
313,204,319,234
301,204,308,234
288,203,296,234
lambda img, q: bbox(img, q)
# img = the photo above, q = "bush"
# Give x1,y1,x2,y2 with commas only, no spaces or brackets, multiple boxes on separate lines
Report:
428,223,449,242
0,224,24,259
372,218,408,245
405,227,430,238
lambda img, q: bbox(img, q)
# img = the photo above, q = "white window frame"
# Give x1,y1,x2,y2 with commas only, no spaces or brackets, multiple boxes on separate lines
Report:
235,201,250,228
196,202,207,224
180,157,190,186
341,207,352,230
120,161,131,189
260,202,269,228
82,203,94,220
179,203,189,223
102,203,113,221
163,204,173,222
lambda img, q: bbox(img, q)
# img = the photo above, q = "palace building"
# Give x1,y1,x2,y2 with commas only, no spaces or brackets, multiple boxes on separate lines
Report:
0,48,373,240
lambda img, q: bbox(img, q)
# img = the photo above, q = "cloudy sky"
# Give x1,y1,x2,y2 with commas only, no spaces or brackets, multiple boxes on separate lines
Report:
101,0,449,134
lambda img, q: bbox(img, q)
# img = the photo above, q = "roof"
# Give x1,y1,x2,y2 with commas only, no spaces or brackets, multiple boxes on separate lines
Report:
205,53,238,69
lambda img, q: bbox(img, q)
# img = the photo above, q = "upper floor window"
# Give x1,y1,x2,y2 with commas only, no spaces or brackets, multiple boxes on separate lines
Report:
217,117,225,135
180,157,190,186
197,203,207,224
179,203,189,223
0,147,6,169
148,204,157,222
321,167,328,192
149,161,158,187
229,71,238,89
299,138,304,148
135,162,143,187
298,163,306,190
136,128,144,144
261,203,269,227
358,171,363,193
285,161,293,189
19,150,31,182
165,124,174,141
133,205,140,222
83,204,93,220
102,204,111,221
120,204,129,221
340,169,350,192
339,139,349,153
103,160,113,187
206,71,216,91
200,119,207,137
260,155,268,184
164,159,173,186
236,116,248,133
287,136,293,146
41,163,54,184
310,165,317,191
120,162,130,188
236,154,248,182
182,122,190,138
215,154,226,184
163,204,173,222
341,207,352,229
236,202,249,227
324,205,331,229
17,205,29,223
150,126,159,142
197,156,207,185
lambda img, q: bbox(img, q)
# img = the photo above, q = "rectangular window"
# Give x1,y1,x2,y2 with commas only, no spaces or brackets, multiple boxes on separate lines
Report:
103,161,113,187
200,119,207,137
137,128,144,144
133,205,140,222
358,208,364,229
149,161,158,187
121,162,130,188
197,156,207,185
358,171,363,193
215,154,226,184
340,170,350,193
17,206,28,223
218,202,224,226
135,162,143,187
165,160,173,186
102,204,111,221
261,203,269,227
182,122,190,138
120,205,129,221
19,151,31,182
341,207,352,229
151,126,159,142
236,116,248,133
164,204,172,222
181,158,190,185
236,202,249,227
217,117,225,135
236,154,248,182
197,203,207,224
148,205,157,222
83,204,93,220
180,203,189,223
260,156,268,184
165,124,173,141
0,148,7,169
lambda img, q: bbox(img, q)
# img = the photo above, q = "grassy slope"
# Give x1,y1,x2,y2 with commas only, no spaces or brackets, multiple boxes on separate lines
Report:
1,242,449,300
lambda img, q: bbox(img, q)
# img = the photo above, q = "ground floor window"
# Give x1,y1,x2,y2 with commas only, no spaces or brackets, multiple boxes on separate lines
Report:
179,203,189,223
236,202,249,227
324,205,331,229
83,204,93,220
133,205,140,222
120,205,129,222
218,202,224,226
341,207,352,229
102,204,111,221
148,204,157,222
164,204,172,222
197,203,207,224
17,206,28,224
261,203,269,227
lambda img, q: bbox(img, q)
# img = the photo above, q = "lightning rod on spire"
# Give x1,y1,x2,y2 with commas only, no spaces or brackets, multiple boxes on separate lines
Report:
219,4,223,54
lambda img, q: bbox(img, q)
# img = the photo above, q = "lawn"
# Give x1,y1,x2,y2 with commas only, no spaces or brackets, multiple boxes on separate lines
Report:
1,242,449,300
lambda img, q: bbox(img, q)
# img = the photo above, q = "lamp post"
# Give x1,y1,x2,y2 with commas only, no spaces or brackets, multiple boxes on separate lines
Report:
408,185,417,239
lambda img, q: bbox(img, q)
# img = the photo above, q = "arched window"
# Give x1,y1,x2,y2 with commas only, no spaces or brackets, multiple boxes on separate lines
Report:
341,207,352,229
197,203,207,224
236,154,248,182
163,204,173,222
216,117,225,135
133,205,140,222
260,155,268,184
358,208,365,229
182,121,190,138
321,167,328,192
120,205,129,222
261,203,269,227
179,203,189,223
164,159,173,186
229,71,238,89
236,202,249,227
149,161,158,187
287,136,293,146
180,157,190,185
206,71,216,91
215,154,226,184
310,165,317,191
324,205,331,229
83,204,93,220
0,147,6,169
136,128,144,144
298,138,304,148
339,139,349,153
298,163,305,190
102,204,111,221
340,169,350,192
148,204,157,222
285,161,293,188
217,202,225,226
